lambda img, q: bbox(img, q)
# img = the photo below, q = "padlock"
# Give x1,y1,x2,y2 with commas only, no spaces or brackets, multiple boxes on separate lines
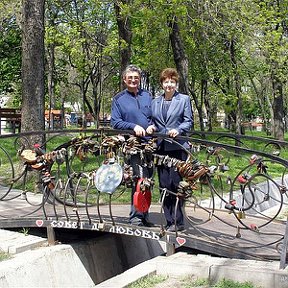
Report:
158,155,164,165
237,210,246,219
169,159,175,168
171,158,179,167
133,178,151,213
163,155,170,166
225,199,236,211
153,155,158,165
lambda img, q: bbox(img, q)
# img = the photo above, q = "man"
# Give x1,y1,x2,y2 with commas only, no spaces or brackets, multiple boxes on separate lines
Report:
111,65,153,227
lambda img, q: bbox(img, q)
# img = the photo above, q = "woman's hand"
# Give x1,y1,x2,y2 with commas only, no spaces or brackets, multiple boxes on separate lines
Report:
146,125,156,134
168,129,179,138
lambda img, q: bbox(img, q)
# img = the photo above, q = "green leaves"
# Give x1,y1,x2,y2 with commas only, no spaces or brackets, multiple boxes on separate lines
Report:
0,16,21,94
0,0,287,135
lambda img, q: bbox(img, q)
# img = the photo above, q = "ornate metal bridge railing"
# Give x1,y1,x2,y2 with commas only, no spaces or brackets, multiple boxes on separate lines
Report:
0,129,288,268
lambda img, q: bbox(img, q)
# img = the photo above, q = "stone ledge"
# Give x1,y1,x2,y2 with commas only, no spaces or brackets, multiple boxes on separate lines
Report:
97,252,288,288
0,229,47,254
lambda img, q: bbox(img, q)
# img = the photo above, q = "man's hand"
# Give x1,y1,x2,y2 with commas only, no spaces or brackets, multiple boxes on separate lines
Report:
134,125,146,136
168,129,179,138
146,125,156,135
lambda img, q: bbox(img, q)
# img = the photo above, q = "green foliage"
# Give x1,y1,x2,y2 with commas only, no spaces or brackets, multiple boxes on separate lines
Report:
129,275,257,288
20,227,30,236
127,274,167,288
0,16,21,95
0,251,10,262
1,0,288,137
213,278,255,288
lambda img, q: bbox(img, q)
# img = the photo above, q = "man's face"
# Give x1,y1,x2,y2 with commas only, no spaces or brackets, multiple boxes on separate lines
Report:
123,71,140,91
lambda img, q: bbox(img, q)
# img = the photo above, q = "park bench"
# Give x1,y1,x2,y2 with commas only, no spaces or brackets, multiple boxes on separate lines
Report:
99,118,110,127
0,108,21,134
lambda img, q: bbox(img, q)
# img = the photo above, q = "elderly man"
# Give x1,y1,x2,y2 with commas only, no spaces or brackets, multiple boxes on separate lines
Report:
111,65,154,227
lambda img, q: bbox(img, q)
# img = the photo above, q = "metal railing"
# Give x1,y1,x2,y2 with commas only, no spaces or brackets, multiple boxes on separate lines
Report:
0,129,287,267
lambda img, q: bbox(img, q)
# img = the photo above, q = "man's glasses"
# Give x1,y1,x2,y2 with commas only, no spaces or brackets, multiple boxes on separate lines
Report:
126,76,140,80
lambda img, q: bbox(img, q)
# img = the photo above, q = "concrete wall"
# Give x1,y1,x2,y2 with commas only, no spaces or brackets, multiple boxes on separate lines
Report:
98,252,288,288
0,234,166,287
71,234,166,284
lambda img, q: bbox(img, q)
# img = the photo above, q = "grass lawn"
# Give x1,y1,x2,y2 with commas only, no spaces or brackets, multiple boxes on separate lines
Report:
128,275,258,288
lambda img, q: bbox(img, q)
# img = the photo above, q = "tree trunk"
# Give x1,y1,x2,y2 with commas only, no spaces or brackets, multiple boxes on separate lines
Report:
248,75,271,135
168,16,189,96
114,1,132,90
47,43,55,130
229,38,243,135
21,0,45,144
189,80,207,131
203,81,214,132
271,72,284,140
91,59,101,128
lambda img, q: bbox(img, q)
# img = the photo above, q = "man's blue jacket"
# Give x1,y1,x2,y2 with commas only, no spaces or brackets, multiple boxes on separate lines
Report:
111,89,152,131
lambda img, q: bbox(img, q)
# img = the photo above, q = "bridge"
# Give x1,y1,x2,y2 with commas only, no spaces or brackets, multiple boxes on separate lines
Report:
0,129,288,269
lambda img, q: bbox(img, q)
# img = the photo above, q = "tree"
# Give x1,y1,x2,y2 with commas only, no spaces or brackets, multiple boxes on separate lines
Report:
247,0,288,140
114,0,132,89
21,0,45,142
1,0,287,139
168,16,189,96
44,0,116,127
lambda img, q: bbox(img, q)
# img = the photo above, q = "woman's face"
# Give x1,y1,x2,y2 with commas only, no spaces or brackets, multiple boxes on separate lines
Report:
162,77,177,93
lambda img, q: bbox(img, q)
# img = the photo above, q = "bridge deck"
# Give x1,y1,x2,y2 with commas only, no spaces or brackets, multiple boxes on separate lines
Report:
0,190,285,262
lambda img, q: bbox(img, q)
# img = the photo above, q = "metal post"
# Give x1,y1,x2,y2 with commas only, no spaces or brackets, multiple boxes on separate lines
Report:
166,235,175,256
166,242,175,256
47,225,56,246
280,216,288,269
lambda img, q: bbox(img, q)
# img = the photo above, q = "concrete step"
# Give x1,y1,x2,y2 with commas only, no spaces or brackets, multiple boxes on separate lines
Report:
97,252,288,288
0,229,47,254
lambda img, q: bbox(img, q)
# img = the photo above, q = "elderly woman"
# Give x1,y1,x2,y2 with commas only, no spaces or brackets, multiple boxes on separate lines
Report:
147,68,193,232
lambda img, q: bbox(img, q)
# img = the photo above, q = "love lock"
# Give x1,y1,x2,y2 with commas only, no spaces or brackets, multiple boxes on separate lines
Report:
237,210,246,219
225,199,236,210
133,178,152,213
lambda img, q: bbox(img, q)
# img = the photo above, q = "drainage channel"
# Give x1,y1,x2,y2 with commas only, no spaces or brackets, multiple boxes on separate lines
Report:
0,228,166,287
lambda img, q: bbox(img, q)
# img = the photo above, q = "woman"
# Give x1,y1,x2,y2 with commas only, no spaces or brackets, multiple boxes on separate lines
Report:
147,68,193,231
